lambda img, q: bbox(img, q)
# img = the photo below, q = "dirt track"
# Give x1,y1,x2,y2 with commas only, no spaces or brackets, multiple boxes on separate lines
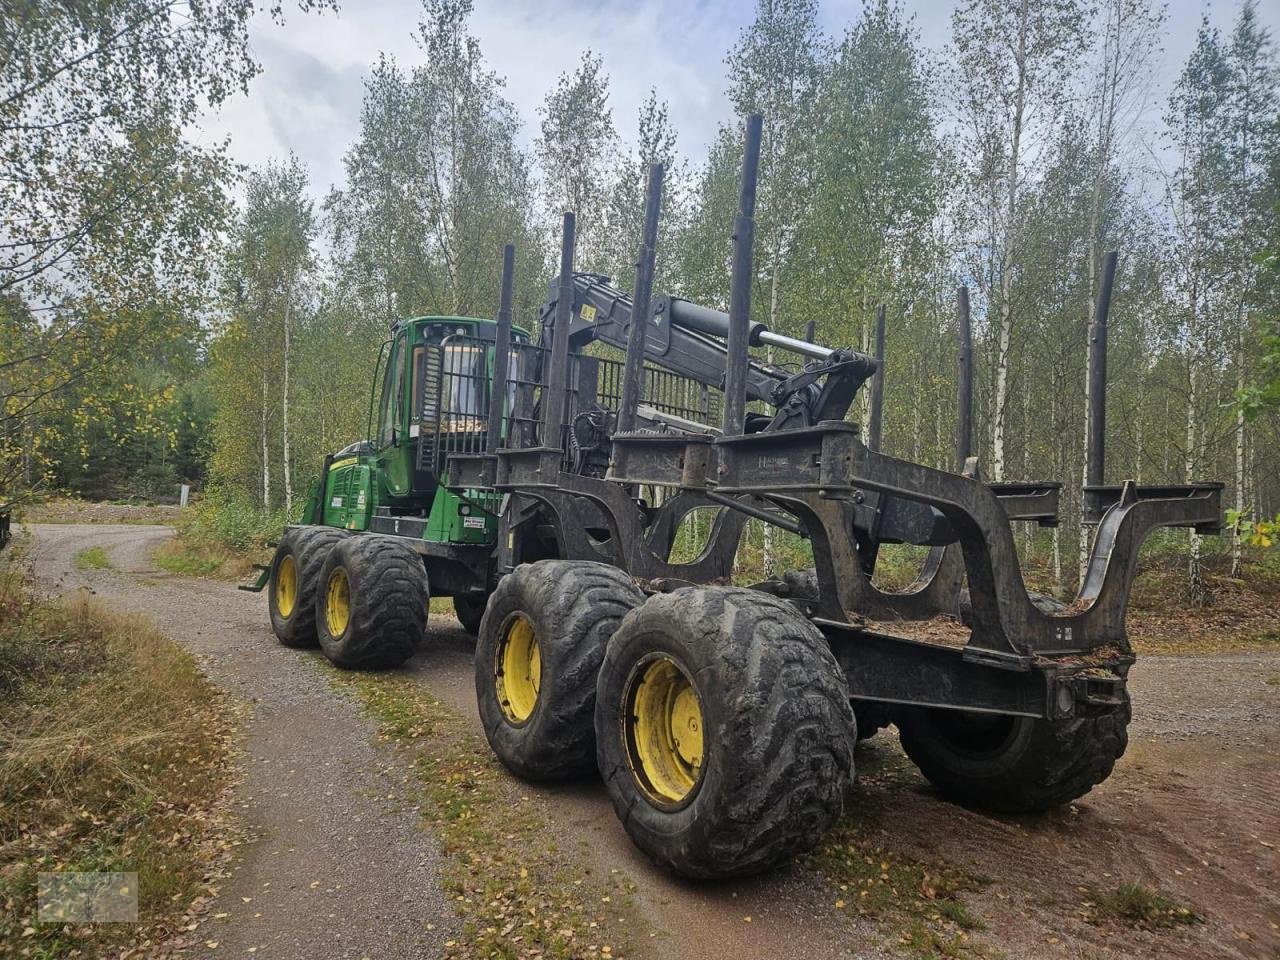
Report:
25,522,1280,960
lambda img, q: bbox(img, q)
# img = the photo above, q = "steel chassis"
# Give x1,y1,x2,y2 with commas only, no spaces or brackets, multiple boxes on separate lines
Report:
447,114,1222,726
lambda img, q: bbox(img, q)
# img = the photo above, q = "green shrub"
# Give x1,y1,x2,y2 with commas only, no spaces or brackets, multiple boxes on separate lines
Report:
177,486,288,550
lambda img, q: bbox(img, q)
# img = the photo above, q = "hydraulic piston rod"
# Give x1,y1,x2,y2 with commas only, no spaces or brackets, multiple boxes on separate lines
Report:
756,329,834,361
664,297,834,361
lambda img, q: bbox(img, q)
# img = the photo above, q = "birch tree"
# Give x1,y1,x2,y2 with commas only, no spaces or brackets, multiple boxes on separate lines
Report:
329,0,538,319
952,0,1087,480
1166,19,1232,602
536,51,618,269
223,159,317,513
603,90,689,290
1222,1,1279,574
1077,0,1165,581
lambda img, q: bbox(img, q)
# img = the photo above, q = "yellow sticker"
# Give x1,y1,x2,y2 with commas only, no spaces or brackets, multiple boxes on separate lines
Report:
580,304,597,322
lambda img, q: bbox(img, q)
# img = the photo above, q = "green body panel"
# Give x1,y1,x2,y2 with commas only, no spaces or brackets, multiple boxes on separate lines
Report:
426,487,500,544
300,314,527,547
322,460,373,530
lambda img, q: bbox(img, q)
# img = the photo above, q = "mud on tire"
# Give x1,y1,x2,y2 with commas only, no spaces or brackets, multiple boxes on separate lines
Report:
476,561,643,781
896,692,1131,813
315,535,428,670
779,568,889,742
268,526,350,648
595,587,855,879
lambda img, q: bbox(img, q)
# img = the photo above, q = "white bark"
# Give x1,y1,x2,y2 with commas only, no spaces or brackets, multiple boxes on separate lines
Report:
261,367,271,509
1233,357,1245,576
1186,357,1205,603
282,291,294,518
992,2,1029,483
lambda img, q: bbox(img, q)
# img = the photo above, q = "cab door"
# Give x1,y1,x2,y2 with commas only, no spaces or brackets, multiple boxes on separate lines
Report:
374,329,414,500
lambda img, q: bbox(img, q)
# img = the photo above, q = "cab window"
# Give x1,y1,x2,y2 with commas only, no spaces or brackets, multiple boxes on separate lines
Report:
378,332,407,446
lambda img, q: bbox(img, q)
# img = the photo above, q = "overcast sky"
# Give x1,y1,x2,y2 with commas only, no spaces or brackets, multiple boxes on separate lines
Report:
194,0,1280,203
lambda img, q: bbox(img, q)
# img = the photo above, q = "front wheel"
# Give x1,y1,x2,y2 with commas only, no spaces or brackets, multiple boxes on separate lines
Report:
896,692,1130,813
268,526,349,648
315,536,429,670
595,587,854,879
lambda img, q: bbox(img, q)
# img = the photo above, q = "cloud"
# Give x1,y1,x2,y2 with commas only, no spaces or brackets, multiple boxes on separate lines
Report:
192,0,1279,204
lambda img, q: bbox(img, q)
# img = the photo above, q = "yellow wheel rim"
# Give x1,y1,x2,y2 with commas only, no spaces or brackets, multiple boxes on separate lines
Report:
624,655,704,806
276,554,297,618
325,567,351,638
496,613,541,723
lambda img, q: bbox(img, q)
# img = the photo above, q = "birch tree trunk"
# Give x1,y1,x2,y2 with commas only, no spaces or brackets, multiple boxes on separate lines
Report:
282,290,294,517
1186,355,1206,605
1233,351,1245,576
261,367,271,509
992,4,1029,483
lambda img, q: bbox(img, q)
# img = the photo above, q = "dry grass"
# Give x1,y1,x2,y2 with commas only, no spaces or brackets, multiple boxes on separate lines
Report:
19,498,180,526
1081,883,1201,929
321,668,645,960
0,565,238,958
151,536,258,581
1126,559,1280,654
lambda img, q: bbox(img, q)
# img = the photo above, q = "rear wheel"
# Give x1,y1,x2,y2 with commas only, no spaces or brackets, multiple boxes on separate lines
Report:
896,692,1130,813
453,594,487,636
595,587,854,879
315,536,428,670
475,561,643,781
268,526,349,648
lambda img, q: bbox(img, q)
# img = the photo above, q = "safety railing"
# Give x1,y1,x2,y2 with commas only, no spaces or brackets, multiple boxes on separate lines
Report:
430,333,720,484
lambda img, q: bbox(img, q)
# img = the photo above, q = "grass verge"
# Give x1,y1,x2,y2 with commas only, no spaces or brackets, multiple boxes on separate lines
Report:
0,565,238,958
72,546,112,571
1081,883,1202,929
318,666,646,960
151,537,255,580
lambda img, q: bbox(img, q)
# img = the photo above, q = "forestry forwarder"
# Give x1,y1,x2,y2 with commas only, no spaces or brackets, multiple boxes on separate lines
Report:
251,115,1222,880
243,270,533,667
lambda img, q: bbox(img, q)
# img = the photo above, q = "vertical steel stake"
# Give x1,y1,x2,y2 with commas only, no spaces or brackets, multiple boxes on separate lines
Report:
543,213,576,450
618,164,665,434
1086,251,1118,488
868,303,886,452
956,285,973,469
723,113,763,438
487,244,515,454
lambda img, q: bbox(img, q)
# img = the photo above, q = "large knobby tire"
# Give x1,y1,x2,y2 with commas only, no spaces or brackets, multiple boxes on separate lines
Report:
315,536,429,670
779,568,890,742
268,526,349,648
896,693,1131,813
453,593,487,636
595,587,855,879
476,561,644,781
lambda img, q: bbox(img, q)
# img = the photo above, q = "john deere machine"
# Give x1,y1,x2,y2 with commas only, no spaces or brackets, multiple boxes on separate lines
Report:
252,282,530,668
256,114,1221,880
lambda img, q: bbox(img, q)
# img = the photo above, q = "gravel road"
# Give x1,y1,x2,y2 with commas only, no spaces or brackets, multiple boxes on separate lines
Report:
24,521,1280,960
27,523,460,960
